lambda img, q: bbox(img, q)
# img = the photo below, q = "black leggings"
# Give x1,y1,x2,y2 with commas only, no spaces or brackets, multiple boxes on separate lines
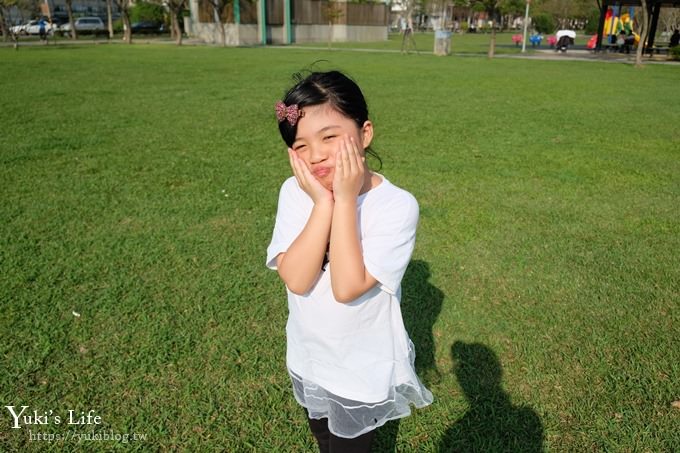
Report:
307,417,376,453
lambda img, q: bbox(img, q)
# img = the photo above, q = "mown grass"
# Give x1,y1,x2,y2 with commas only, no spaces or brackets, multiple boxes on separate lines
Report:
295,31,592,54
0,44,678,452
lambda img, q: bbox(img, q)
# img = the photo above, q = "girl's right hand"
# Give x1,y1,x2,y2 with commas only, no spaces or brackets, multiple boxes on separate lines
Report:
288,149,334,206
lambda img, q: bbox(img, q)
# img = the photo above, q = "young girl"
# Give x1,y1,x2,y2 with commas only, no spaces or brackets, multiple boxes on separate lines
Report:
266,70,432,452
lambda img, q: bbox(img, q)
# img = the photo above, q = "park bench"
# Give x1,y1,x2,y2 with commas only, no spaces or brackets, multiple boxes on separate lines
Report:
649,43,670,54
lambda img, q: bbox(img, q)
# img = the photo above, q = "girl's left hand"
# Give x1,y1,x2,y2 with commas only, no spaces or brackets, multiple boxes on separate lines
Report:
332,135,365,203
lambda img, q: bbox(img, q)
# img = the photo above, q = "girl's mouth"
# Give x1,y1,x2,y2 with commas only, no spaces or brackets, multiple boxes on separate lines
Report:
314,167,331,178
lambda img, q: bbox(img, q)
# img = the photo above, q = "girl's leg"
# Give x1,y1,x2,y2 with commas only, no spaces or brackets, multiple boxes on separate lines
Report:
307,417,376,453
307,417,330,453
329,428,375,453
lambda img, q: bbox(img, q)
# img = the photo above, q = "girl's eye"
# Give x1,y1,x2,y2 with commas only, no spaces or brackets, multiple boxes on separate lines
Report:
323,135,336,141
294,144,306,151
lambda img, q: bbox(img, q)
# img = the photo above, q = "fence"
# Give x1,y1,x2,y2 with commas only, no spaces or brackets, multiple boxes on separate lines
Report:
266,0,388,26
198,0,258,24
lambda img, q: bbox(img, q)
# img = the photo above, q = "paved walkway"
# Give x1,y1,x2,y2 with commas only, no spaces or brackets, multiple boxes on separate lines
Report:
2,37,677,65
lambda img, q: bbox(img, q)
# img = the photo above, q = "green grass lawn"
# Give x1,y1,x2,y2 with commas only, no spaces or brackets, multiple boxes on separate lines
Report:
294,31,592,54
1,44,678,452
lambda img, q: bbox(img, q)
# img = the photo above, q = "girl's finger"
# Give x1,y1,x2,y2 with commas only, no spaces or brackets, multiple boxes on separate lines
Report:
342,137,352,176
288,149,302,182
345,136,357,174
292,153,309,187
350,136,363,169
336,149,343,178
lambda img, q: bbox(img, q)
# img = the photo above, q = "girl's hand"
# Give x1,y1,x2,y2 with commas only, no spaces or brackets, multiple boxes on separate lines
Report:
332,136,365,203
288,149,334,206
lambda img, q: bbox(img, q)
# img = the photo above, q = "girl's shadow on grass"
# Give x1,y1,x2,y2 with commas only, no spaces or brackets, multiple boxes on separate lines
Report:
374,260,444,452
439,342,544,452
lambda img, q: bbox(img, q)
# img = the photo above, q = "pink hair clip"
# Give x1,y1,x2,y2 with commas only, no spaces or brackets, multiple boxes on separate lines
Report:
275,101,304,126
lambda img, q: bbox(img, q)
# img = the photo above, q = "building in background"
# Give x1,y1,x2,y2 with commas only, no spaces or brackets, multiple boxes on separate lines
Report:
185,0,389,45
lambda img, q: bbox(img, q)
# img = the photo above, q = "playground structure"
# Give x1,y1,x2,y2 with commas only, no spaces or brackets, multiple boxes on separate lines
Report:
594,0,680,54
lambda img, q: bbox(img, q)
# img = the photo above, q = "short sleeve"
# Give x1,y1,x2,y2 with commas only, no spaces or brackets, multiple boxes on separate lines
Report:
361,190,419,295
266,177,312,270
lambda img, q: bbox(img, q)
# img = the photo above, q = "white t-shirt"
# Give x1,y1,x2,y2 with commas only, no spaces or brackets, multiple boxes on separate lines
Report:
266,174,422,403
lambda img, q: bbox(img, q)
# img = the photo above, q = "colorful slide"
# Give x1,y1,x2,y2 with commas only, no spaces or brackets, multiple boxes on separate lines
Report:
589,7,640,48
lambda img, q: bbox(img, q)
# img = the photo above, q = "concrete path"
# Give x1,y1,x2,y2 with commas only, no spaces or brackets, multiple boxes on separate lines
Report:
2,37,677,66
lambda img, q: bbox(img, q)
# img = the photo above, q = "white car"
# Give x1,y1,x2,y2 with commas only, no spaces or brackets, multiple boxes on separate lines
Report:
10,21,31,35
25,19,58,35
60,17,106,37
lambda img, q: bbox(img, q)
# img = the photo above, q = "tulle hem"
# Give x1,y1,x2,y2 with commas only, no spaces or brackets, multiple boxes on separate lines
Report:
289,368,433,439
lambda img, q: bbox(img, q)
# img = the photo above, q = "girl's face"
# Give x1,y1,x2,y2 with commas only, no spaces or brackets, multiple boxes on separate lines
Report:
291,103,373,191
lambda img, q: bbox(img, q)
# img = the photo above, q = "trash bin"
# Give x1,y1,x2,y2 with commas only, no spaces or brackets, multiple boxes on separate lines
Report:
434,30,452,56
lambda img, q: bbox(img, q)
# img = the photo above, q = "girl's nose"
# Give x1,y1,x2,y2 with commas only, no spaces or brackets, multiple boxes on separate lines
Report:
309,145,328,164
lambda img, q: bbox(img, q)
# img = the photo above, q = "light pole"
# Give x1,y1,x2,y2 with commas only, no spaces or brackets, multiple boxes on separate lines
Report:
521,0,530,53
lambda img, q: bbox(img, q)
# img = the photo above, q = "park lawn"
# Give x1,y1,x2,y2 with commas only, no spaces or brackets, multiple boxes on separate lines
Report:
0,44,678,452
294,31,593,54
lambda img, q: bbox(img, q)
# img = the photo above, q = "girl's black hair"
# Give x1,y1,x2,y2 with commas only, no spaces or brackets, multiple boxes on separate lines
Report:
277,70,382,170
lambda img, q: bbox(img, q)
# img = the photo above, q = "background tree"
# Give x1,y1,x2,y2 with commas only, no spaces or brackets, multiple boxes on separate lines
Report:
658,8,680,33
635,0,649,67
535,0,592,29
498,0,524,30
325,0,343,49
114,0,133,43
470,0,500,58
130,1,165,23
207,0,230,47
64,0,77,39
106,0,114,39
164,0,186,45
532,11,555,33
0,0,35,45
0,0,15,41
451,0,474,28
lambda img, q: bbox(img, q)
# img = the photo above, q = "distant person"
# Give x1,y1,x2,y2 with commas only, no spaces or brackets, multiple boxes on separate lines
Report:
39,17,47,43
268,70,433,452
616,30,626,52
400,16,417,54
670,29,680,48
624,30,635,53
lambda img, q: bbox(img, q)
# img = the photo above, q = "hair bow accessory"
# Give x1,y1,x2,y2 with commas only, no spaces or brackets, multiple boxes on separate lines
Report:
275,101,303,126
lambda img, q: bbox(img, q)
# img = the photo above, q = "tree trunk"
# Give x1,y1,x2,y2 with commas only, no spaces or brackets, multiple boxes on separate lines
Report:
106,0,114,39
212,6,226,46
0,8,9,42
488,19,496,58
328,20,332,49
219,22,226,47
171,11,183,45
65,0,78,39
635,0,649,67
121,8,132,43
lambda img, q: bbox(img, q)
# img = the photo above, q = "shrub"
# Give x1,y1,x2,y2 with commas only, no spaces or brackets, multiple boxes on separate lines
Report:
584,8,600,35
670,46,680,61
112,19,124,33
532,13,555,35
130,1,165,23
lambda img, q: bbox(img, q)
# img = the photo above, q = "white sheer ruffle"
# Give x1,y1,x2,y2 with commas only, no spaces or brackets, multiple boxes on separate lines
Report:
289,341,433,439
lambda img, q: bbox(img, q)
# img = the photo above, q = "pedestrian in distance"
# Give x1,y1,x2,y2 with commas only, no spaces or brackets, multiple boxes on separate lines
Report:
400,16,418,54
39,17,48,43
670,29,680,48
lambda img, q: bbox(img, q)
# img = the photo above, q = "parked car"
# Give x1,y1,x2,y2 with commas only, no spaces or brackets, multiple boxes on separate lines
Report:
25,18,58,35
10,20,33,35
60,17,106,37
131,21,166,34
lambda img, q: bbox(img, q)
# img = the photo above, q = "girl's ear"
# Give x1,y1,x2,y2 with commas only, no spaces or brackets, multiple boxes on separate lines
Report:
361,121,374,150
